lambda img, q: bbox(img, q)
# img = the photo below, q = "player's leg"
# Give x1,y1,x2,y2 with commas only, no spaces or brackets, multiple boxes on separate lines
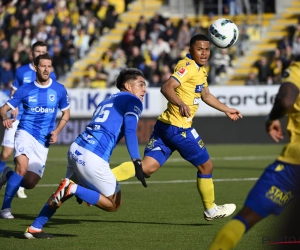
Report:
168,126,234,219
209,207,262,250
1,130,47,218
209,161,300,250
0,154,28,219
25,143,123,238
0,121,18,173
0,121,27,198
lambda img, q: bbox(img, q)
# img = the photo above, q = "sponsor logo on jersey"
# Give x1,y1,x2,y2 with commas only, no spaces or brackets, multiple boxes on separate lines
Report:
193,97,201,105
75,150,82,156
29,96,37,102
265,185,293,207
69,151,85,166
275,164,285,171
23,77,31,83
198,139,205,148
195,84,204,93
146,137,156,149
49,94,55,101
29,107,55,113
176,67,188,78
186,62,190,66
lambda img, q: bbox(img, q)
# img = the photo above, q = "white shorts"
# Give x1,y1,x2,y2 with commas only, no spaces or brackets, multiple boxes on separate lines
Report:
14,130,49,178
1,120,19,148
66,142,120,197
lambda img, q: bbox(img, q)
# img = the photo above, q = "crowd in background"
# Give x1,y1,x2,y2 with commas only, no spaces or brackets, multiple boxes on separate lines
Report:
0,0,134,91
245,18,300,85
0,0,295,90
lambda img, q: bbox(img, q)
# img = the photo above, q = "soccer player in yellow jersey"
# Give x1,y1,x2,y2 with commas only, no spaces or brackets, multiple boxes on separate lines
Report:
112,34,242,220
209,62,300,250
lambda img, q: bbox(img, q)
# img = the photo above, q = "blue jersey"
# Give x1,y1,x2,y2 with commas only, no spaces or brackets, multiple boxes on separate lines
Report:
12,63,57,120
75,92,143,162
7,79,69,147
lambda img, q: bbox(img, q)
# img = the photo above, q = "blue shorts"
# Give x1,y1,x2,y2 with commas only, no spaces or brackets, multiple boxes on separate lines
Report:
245,160,300,218
144,121,210,167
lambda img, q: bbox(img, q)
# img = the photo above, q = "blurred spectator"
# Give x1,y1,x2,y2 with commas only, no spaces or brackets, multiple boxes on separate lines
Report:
271,59,283,85
105,60,123,87
151,37,170,61
126,46,144,68
149,73,162,88
0,61,14,90
177,24,191,49
292,36,300,61
254,56,272,85
245,71,260,85
74,29,90,59
277,35,292,50
236,27,249,56
211,49,234,84
190,20,206,37
52,46,65,80
0,40,12,62
9,28,22,50
31,6,46,27
135,15,149,35
135,28,148,48
61,39,76,71
94,60,108,83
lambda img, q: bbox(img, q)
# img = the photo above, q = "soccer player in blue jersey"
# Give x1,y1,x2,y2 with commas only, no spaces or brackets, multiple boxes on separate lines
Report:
0,41,56,199
112,34,242,221
23,68,147,239
209,62,300,250
0,53,69,219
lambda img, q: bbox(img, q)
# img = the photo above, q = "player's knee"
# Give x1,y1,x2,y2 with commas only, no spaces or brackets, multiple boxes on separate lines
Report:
197,159,214,174
23,181,37,189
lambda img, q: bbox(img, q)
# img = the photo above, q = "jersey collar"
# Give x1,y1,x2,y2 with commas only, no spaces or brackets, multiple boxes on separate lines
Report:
34,78,53,88
186,54,202,69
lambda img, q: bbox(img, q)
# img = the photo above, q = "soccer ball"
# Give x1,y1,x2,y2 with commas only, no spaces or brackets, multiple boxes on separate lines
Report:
208,18,239,48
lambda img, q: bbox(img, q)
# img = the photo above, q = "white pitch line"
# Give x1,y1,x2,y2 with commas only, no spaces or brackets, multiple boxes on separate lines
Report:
46,155,277,164
36,177,258,187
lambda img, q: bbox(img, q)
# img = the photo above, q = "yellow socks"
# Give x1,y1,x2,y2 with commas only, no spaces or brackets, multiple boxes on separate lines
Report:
197,173,216,210
209,219,247,250
112,161,135,181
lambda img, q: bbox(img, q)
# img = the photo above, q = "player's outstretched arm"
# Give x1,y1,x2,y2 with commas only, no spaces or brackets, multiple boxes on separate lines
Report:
124,114,148,187
266,82,299,142
201,87,242,121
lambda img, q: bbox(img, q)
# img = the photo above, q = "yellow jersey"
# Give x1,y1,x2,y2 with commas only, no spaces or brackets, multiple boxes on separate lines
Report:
158,55,208,128
277,62,300,165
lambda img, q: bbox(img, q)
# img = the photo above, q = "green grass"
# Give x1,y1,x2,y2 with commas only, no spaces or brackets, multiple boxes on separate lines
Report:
0,144,286,250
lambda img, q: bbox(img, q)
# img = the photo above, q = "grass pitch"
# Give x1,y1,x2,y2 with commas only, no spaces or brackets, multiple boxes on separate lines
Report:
0,144,287,250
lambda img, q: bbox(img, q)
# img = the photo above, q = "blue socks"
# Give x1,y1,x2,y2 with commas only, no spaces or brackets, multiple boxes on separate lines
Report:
2,172,23,209
75,185,100,205
32,203,56,229
0,159,6,174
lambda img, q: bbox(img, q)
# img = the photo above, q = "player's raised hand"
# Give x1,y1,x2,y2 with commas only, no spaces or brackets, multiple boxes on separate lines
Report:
133,159,148,188
266,119,284,142
49,130,59,144
179,103,191,117
225,108,243,121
